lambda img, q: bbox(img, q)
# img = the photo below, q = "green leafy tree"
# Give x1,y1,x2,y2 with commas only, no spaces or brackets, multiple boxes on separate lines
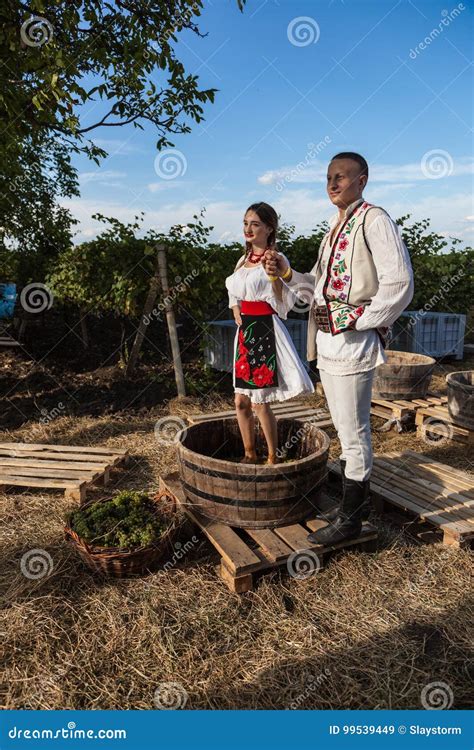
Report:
1,0,245,158
0,0,246,279
398,216,473,316
0,134,79,282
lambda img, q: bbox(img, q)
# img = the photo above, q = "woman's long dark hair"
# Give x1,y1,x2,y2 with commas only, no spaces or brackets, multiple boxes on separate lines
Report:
244,202,279,257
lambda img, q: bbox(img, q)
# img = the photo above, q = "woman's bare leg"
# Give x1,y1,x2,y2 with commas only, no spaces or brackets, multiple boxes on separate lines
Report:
253,403,279,463
235,394,257,462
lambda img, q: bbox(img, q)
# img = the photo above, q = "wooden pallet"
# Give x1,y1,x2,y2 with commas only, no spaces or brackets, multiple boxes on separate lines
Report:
187,400,332,428
370,394,448,421
159,473,377,593
415,404,474,445
329,450,474,548
0,333,21,348
0,442,129,503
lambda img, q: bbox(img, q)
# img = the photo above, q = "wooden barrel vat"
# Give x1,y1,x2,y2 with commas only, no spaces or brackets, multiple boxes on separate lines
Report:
176,417,330,529
446,370,474,430
373,350,435,400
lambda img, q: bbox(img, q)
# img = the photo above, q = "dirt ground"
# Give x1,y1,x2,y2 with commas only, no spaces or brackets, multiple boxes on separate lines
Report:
0,354,473,710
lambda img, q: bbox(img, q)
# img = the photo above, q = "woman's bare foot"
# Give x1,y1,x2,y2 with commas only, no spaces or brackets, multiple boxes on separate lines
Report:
240,454,258,464
265,454,280,465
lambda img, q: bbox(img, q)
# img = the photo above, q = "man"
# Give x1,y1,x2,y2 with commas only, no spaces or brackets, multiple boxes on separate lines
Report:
264,152,414,545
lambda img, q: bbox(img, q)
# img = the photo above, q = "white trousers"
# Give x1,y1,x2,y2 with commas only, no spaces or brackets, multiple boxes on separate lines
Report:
319,368,375,482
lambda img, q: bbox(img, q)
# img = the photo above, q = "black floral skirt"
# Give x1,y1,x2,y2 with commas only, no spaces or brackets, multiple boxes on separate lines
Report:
234,313,279,389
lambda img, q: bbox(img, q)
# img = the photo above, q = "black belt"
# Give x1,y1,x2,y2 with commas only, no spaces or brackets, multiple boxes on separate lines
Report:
311,304,331,332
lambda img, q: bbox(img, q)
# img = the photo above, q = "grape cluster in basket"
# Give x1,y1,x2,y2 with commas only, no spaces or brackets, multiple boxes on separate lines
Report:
68,490,166,549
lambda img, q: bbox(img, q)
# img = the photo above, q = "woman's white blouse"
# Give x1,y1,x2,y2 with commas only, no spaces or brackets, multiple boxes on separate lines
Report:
225,253,296,320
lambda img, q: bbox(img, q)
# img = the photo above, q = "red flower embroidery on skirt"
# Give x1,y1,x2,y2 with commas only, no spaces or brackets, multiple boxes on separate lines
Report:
235,356,251,381
338,238,349,250
252,363,275,387
331,278,344,291
238,328,249,356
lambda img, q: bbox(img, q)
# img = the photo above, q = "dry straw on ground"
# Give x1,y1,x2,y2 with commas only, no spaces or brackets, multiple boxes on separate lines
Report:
0,361,473,710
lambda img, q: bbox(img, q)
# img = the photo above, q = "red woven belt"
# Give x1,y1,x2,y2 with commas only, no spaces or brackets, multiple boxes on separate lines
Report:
311,303,331,332
241,301,276,315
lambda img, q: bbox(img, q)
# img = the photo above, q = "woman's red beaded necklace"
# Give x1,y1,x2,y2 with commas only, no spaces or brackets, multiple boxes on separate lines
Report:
247,246,268,264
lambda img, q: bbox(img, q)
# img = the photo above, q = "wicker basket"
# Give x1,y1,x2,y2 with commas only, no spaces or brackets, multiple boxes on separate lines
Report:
64,490,180,578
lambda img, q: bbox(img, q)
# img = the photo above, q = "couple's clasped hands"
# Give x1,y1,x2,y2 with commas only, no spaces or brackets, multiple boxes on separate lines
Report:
261,249,290,278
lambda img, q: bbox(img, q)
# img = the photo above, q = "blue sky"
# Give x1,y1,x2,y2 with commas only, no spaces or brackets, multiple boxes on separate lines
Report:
67,0,474,245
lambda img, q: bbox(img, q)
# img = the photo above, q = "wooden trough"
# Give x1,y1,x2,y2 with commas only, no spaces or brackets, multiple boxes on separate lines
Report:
446,370,474,431
373,351,435,400
176,417,330,529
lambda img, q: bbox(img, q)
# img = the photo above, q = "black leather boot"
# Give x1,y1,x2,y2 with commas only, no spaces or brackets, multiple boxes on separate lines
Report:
315,459,346,523
308,477,370,545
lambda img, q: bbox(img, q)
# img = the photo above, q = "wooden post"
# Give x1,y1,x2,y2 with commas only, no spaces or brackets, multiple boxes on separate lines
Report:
79,310,89,350
126,247,162,377
157,246,186,397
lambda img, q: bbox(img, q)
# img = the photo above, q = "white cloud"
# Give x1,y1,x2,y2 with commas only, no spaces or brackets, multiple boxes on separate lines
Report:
147,181,185,193
79,170,126,187
258,156,474,186
62,198,244,244
63,189,473,246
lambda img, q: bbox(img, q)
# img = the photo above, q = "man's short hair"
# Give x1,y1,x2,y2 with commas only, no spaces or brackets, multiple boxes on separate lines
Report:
330,152,369,178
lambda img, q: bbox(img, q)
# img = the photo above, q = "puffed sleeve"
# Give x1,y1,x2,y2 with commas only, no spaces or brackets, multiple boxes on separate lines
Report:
228,291,239,309
226,255,245,309
270,253,299,319
354,210,414,330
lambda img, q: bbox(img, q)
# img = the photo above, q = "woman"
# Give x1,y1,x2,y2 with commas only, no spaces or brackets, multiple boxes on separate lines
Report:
225,202,314,464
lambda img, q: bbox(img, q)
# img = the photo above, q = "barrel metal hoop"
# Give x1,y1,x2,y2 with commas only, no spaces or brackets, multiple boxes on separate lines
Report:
181,480,313,508
180,456,320,482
